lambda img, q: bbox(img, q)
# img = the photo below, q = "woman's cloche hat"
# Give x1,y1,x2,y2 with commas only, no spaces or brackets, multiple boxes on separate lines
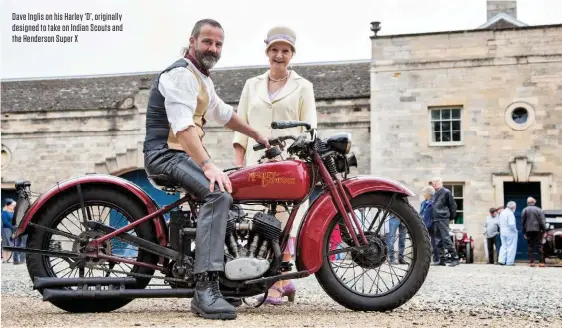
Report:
264,26,296,53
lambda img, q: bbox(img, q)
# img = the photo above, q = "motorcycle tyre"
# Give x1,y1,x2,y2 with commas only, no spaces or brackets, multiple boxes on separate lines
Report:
314,192,431,312
466,242,474,264
26,186,159,313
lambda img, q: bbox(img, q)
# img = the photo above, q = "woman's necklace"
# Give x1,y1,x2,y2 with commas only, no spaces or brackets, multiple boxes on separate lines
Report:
268,71,289,82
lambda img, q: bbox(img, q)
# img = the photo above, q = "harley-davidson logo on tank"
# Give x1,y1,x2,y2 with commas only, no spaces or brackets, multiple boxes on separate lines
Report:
248,172,297,187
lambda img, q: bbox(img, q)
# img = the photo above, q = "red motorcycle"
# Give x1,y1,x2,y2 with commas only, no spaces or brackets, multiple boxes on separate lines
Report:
449,225,475,264
7,121,431,314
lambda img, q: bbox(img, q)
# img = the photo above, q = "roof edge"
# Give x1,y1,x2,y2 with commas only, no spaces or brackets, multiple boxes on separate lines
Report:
370,23,562,40
0,59,371,82
477,12,528,29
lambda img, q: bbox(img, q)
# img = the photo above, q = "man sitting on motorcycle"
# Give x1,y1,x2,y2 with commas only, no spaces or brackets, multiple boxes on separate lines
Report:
142,19,270,320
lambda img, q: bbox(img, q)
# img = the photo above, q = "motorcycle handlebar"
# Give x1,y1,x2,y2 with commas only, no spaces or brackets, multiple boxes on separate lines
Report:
252,135,297,152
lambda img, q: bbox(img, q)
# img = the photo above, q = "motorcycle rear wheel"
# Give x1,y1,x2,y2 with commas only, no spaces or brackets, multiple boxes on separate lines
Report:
314,192,431,311
26,186,159,313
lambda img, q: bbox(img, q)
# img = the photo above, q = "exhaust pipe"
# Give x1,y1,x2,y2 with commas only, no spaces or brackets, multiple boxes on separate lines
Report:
34,276,137,289
42,287,262,301
43,287,195,301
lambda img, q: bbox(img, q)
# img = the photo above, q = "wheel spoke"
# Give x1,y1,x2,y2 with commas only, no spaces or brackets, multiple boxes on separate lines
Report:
41,202,144,284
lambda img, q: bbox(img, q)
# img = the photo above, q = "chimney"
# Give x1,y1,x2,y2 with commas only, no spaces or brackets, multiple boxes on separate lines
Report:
487,1,517,20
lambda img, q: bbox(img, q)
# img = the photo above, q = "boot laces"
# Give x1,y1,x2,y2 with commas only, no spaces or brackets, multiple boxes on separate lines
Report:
209,280,222,302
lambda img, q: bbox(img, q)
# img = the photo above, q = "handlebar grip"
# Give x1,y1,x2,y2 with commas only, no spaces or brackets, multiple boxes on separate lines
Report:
271,121,312,130
253,137,283,152
253,143,267,151
271,121,298,129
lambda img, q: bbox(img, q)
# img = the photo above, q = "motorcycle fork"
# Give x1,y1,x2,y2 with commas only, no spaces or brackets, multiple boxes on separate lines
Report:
314,153,368,247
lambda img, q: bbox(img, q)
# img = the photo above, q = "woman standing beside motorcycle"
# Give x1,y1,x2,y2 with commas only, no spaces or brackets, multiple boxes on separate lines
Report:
232,26,318,305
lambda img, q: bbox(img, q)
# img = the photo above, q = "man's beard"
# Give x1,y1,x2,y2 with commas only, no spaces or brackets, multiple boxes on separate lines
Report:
195,49,220,70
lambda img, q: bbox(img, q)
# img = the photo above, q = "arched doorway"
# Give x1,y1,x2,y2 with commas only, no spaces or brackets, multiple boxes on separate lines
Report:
109,169,180,256
118,169,180,219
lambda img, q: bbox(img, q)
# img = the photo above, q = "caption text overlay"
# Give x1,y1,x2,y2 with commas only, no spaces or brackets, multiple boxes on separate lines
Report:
11,12,123,43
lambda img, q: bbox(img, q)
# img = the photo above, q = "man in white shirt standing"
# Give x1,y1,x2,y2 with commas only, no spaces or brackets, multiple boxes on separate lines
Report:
143,19,270,320
497,201,519,266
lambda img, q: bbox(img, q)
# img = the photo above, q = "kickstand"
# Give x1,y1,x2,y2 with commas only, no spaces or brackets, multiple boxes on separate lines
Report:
242,290,268,308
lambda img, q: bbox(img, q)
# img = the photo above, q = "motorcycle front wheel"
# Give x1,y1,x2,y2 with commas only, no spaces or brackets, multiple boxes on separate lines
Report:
315,192,431,311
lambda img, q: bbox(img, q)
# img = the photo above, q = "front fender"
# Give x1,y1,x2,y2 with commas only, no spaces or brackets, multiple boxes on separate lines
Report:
14,174,168,246
295,175,415,273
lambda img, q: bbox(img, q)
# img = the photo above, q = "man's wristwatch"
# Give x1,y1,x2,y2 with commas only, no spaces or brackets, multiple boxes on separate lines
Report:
199,159,212,169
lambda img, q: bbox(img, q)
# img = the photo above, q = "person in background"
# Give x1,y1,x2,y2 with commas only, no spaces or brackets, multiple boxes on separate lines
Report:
497,201,518,266
387,215,407,265
232,26,317,305
430,177,459,267
2,198,16,263
521,197,547,267
420,186,439,264
484,207,500,264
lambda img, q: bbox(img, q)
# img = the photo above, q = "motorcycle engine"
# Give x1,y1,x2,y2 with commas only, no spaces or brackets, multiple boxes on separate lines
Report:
224,210,282,281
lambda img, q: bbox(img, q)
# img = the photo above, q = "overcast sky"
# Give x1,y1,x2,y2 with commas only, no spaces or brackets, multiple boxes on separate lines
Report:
1,0,560,80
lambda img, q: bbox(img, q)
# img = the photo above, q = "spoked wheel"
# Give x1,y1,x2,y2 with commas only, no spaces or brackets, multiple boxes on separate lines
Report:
26,187,159,313
315,192,431,311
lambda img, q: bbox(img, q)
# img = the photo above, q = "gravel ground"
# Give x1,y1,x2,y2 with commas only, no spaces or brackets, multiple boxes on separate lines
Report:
2,262,561,327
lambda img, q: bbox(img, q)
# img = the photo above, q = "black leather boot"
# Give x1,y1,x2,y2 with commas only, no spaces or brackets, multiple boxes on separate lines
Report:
190,271,237,320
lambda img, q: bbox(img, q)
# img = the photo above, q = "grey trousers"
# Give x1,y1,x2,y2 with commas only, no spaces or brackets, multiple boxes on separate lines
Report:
432,220,458,259
144,149,232,274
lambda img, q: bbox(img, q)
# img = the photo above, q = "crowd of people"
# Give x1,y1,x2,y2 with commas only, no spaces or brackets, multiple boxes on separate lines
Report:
484,197,547,267
415,182,548,268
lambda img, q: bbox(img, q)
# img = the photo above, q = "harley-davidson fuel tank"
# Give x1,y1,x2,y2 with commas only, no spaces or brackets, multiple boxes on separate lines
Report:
228,159,312,201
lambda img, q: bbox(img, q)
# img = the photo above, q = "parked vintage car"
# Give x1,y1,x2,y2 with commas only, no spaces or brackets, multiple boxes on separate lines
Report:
449,224,475,263
543,210,562,260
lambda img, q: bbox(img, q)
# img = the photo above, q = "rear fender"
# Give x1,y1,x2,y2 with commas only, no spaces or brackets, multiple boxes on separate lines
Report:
295,175,415,273
14,174,168,247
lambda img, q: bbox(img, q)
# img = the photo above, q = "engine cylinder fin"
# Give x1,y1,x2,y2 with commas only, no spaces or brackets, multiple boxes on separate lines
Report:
252,213,282,242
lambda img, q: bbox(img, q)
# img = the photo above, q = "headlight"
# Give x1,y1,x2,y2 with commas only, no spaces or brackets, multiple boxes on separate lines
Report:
326,132,352,154
455,233,464,240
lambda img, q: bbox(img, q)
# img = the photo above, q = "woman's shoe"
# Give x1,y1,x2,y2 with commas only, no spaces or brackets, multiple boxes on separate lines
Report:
257,285,284,305
282,280,296,303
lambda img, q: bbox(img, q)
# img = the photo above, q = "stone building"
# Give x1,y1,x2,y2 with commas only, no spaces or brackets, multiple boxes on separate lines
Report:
369,0,562,261
1,60,371,207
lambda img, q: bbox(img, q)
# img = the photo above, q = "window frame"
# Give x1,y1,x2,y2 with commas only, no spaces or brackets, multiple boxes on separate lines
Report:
428,106,464,147
443,182,465,224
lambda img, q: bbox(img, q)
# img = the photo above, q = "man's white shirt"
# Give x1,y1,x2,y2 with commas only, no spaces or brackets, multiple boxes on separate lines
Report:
158,57,233,136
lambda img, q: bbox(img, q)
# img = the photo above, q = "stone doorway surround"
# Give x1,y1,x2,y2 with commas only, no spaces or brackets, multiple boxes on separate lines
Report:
492,157,553,209
93,141,145,177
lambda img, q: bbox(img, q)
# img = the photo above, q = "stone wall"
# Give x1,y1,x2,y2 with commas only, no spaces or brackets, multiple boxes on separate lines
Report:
370,25,562,261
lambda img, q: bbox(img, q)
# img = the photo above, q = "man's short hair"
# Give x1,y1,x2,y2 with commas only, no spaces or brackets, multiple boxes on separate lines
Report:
527,197,536,205
506,201,516,210
181,19,224,56
191,19,223,38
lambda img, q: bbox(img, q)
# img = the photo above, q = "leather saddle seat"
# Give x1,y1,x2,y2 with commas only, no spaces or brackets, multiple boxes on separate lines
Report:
147,174,185,193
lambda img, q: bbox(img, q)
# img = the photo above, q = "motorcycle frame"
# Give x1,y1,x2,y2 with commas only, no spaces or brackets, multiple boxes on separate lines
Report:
77,150,370,273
